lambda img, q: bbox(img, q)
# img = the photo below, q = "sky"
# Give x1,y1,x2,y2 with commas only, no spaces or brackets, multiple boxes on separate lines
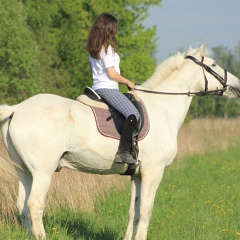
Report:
144,0,240,63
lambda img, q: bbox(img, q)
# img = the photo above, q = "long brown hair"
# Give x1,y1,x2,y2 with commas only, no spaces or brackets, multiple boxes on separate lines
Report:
87,13,118,59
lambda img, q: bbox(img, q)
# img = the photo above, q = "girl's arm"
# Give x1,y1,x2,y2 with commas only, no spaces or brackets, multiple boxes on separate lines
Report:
107,67,135,90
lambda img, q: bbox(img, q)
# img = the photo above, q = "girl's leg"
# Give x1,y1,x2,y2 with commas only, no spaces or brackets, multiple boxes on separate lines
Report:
96,88,139,164
95,88,140,120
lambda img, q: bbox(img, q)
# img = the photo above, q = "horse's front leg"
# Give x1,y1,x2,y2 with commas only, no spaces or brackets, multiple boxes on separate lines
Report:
135,167,165,240
124,176,141,240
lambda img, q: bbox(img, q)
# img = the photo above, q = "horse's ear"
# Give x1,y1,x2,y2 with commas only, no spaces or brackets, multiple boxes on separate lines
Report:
199,42,207,56
186,45,193,54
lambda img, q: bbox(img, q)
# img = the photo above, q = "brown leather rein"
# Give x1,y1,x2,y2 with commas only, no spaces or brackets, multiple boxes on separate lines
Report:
134,55,231,97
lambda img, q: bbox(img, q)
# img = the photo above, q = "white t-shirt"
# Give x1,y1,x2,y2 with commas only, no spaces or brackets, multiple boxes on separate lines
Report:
89,46,120,90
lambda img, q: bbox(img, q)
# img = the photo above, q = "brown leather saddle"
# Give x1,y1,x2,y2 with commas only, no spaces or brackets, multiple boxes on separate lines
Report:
78,87,150,141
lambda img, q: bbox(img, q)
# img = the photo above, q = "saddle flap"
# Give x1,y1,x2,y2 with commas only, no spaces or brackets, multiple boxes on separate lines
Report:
77,87,150,140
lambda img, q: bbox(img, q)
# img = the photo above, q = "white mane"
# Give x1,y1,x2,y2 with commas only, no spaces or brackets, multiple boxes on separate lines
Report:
141,52,185,90
142,45,210,90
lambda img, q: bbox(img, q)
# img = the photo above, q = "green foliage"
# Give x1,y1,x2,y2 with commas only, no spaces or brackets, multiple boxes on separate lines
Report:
0,0,160,104
0,1,40,104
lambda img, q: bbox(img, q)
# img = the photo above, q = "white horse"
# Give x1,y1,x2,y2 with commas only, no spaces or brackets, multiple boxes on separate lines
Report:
0,43,240,240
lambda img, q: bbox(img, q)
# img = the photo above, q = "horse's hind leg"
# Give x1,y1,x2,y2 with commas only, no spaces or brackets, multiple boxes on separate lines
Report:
27,171,53,239
17,170,33,232
124,176,141,240
3,132,33,232
2,124,32,231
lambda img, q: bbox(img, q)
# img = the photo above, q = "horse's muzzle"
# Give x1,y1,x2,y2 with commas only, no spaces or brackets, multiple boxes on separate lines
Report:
227,86,240,98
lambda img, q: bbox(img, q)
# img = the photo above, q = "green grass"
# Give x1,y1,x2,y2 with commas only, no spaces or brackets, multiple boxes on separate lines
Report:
150,147,240,240
2,145,240,239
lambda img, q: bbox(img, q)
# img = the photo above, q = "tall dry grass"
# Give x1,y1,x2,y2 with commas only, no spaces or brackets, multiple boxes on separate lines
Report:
1,118,240,226
178,118,240,157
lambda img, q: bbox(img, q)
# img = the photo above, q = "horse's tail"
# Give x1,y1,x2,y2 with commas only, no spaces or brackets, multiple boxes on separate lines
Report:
0,104,18,181
0,104,17,123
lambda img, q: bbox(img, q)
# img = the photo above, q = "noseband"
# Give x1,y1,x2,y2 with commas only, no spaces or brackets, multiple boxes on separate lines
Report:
185,55,228,96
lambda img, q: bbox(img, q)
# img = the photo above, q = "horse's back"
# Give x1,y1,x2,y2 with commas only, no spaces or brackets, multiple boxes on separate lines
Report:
6,94,90,139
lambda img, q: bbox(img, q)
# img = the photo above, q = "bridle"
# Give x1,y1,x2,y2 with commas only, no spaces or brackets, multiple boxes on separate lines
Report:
134,55,230,97
185,55,227,95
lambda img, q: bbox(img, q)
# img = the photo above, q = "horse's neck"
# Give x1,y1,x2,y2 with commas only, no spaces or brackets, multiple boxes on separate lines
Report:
150,65,199,93
140,65,201,133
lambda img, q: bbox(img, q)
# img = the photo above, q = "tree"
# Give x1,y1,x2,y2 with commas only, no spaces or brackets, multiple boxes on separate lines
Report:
0,0,161,104
0,1,40,104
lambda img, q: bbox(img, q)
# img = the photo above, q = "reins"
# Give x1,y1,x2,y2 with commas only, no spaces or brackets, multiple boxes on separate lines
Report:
134,55,228,97
134,87,225,97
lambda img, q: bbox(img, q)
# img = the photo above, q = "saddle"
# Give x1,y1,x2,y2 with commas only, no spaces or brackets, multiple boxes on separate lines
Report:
77,87,150,141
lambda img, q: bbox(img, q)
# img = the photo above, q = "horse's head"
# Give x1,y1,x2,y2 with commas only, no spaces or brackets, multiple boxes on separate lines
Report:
186,43,240,98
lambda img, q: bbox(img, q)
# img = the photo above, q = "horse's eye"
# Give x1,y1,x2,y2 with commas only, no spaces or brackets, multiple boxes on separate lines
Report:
212,62,217,67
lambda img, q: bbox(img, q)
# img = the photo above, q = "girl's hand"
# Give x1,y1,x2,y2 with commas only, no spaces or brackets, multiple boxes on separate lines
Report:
127,81,135,90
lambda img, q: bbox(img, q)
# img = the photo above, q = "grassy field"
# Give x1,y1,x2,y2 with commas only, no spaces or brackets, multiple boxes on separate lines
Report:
149,147,240,240
1,144,240,240
0,118,240,239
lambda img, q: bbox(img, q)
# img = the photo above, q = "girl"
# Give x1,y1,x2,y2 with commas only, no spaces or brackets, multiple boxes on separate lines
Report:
86,13,140,164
